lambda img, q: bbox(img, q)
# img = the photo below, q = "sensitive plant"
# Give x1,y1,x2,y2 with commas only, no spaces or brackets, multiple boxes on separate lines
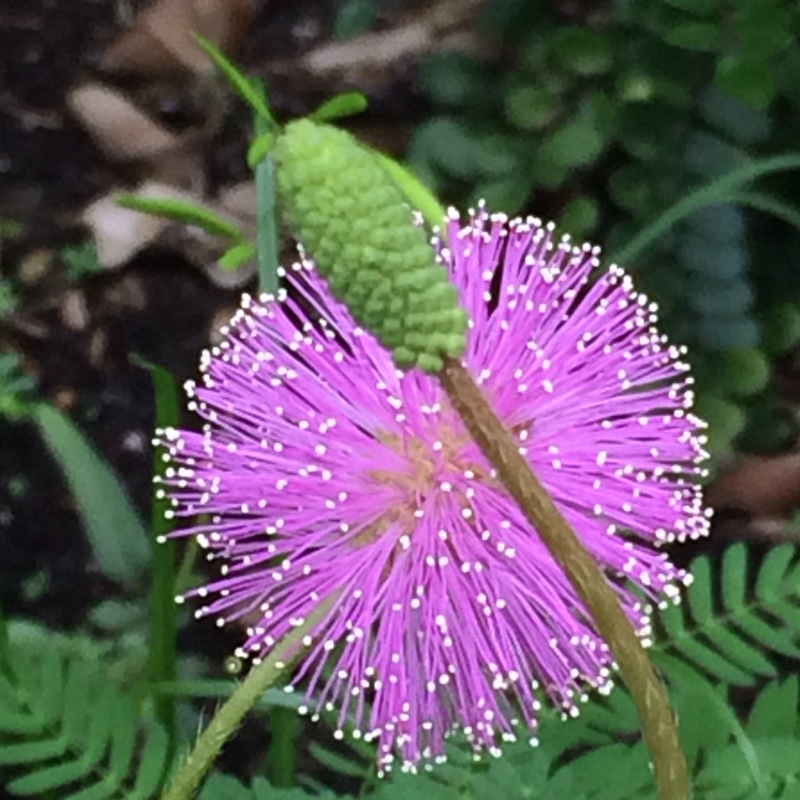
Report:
47,42,708,800
157,200,709,778
121,98,701,797
271,118,468,373
4,21,800,800
4,539,800,800
408,0,800,458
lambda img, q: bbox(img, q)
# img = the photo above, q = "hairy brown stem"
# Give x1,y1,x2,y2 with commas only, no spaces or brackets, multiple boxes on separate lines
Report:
439,356,688,800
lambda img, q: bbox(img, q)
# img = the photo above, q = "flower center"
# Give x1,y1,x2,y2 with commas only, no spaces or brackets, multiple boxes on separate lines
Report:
352,423,483,548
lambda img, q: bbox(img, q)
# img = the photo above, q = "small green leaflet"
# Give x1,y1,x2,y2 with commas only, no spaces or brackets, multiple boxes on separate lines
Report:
193,34,276,126
310,92,368,123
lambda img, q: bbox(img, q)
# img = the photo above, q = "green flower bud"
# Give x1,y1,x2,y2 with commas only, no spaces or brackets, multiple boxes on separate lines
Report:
272,119,467,373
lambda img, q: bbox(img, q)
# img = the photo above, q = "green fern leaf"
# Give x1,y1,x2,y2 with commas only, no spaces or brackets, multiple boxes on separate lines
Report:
751,738,800,785
128,721,171,800
198,772,347,800
701,621,777,678
539,721,609,761
63,780,119,800
0,636,172,800
653,654,731,766
574,680,639,740
198,772,253,799
731,611,800,658
748,677,800,740
659,600,755,684
687,555,715,622
533,542,800,799
0,709,47,738
756,544,796,599
694,752,760,800
8,757,101,796
308,741,370,779
37,648,65,727
721,542,748,609
105,696,137,792
657,543,800,686
568,743,652,800
76,683,116,770
61,657,95,744
695,737,798,800
719,544,800,658
470,756,526,797
0,737,70,766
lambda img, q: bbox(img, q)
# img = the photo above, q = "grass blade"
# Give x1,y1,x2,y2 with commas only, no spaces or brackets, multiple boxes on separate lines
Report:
252,81,280,295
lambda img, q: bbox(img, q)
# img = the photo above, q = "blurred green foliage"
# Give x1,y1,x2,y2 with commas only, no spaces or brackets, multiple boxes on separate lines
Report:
408,0,800,458
61,240,103,280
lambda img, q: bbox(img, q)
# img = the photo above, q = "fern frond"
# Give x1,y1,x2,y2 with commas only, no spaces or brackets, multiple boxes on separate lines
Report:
656,542,800,686
691,676,800,799
198,772,345,799
517,543,800,798
0,643,171,799
747,676,799,740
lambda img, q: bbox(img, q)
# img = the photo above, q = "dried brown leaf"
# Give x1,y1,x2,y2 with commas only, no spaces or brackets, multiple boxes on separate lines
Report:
67,82,179,162
217,181,257,231
97,25,179,77
707,453,800,516
100,0,258,76
297,0,482,80
146,137,208,193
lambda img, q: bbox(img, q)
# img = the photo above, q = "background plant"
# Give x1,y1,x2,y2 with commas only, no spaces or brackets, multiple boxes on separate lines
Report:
3,0,800,798
409,0,800,457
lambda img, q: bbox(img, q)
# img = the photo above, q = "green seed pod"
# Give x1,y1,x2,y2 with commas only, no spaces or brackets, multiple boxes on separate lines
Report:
272,118,467,373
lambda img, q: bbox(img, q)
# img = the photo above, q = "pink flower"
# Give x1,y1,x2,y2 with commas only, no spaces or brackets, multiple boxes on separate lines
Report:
158,208,709,772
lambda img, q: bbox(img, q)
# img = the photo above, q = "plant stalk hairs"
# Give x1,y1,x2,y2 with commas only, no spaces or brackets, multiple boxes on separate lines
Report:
158,120,709,800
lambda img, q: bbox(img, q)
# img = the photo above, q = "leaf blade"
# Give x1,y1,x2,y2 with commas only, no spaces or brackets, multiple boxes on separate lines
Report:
34,405,150,588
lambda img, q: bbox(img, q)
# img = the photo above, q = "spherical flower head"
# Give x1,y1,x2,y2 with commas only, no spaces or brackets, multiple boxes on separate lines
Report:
157,208,710,773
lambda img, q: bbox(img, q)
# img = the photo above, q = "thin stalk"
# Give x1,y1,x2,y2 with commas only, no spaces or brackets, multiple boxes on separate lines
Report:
160,596,336,800
252,81,280,295
141,360,181,735
174,536,200,597
439,356,688,800
265,706,299,787
255,155,280,294
610,153,800,267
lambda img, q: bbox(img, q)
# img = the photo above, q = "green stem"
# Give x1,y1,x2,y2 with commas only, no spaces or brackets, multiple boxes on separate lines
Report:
252,82,280,296
255,155,280,295
160,596,336,800
147,364,181,735
265,706,299,787
439,356,688,800
174,536,200,597
732,190,800,231
610,153,800,267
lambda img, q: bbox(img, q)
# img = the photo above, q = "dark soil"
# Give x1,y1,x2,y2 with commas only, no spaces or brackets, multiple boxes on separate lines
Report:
0,0,350,626
0,3,378,794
